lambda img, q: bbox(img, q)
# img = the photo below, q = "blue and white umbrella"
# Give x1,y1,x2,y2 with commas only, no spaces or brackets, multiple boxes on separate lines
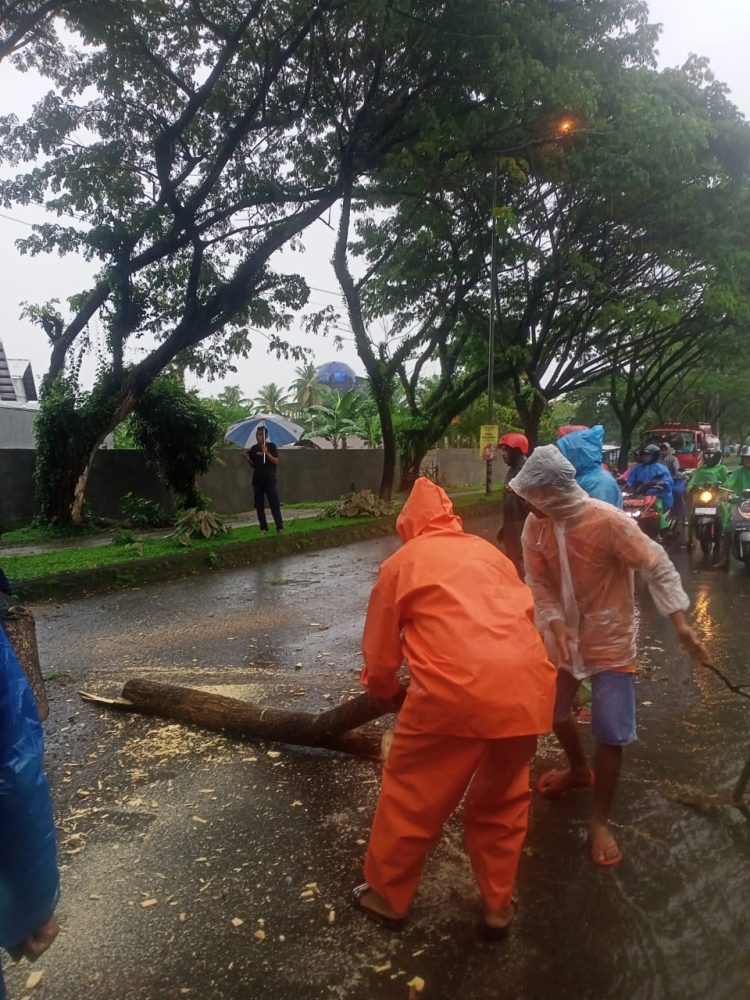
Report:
224,413,305,449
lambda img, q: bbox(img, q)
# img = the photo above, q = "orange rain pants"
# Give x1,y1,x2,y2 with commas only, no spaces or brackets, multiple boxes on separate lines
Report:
365,729,537,914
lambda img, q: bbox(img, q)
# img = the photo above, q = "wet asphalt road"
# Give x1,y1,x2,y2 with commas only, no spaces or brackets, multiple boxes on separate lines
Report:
4,516,750,1000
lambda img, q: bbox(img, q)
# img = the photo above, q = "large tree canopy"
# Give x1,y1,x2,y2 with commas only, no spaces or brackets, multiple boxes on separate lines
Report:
4,0,750,516
1,0,510,522
330,0,666,495
480,58,750,445
0,0,76,61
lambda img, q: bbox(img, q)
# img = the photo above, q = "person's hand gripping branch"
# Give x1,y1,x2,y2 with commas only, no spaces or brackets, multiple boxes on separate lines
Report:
670,611,711,668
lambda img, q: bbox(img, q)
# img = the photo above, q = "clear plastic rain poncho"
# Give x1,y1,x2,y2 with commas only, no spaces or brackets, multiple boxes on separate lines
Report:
511,446,689,678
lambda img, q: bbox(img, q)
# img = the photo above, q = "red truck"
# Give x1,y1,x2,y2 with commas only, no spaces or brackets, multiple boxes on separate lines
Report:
640,422,720,470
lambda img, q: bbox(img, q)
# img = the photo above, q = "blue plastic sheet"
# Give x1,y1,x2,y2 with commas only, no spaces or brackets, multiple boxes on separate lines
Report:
0,625,59,965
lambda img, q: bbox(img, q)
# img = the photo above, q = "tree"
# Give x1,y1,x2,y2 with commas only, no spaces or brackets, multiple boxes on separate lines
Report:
307,389,362,449
216,385,252,413
129,377,221,509
334,175,498,494
660,330,750,449
3,0,494,523
0,0,74,61
330,1,700,494
483,72,750,448
201,384,252,435
562,380,622,444
355,391,383,448
289,362,324,409
252,382,289,415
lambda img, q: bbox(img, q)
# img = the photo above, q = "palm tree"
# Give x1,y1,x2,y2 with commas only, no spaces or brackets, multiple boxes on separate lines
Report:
357,411,382,448
253,382,290,414
307,389,362,449
290,362,324,409
218,385,253,410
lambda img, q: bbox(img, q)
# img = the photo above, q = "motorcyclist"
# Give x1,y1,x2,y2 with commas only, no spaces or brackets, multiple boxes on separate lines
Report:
658,441,680,480
715,445,750,570
624,443,674,530
659,442,686,542
497,432,529,579
686,449,727,548
557,425,623,508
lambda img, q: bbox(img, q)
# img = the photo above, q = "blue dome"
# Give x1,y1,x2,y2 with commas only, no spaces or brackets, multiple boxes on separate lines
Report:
315,361,358,387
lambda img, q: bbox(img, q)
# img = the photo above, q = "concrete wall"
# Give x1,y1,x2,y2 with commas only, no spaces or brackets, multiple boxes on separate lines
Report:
199,448,387,511
422,448,504,489
0,450,36,528
0,447,504,527
0,449,173,528
0,404,38,448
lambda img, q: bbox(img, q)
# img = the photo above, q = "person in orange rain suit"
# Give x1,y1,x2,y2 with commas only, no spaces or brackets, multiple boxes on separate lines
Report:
510,447,710,867
352,477,557,938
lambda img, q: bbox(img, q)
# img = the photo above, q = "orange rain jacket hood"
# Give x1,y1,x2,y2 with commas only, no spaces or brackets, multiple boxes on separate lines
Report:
361,478,556,738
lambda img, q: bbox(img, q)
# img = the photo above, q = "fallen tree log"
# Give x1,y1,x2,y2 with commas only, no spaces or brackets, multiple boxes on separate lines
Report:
80,678,406,759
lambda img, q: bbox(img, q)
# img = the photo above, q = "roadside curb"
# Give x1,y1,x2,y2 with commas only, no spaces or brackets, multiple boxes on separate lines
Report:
13,500,502,604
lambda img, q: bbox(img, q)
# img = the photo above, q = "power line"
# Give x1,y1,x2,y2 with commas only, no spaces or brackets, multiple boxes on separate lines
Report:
0,211,35,228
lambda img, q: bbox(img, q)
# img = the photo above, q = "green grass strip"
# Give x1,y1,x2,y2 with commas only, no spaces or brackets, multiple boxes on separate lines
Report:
2,515,359,581
2,487,502,582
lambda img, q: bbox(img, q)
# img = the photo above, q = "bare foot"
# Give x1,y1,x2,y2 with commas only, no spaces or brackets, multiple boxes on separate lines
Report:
352,884,406,922
589,822,622,867
484,900,516,932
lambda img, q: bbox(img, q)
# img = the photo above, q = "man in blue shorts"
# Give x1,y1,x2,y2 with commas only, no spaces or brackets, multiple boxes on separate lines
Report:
511,447,709,867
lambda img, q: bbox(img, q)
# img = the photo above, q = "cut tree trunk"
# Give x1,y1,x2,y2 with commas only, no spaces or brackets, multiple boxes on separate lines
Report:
80,678,406,759
0,600,49,721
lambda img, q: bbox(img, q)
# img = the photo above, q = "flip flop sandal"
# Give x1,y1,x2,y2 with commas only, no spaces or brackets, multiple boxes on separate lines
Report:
536,768,595,799
351,883,408,931
482,897,518,941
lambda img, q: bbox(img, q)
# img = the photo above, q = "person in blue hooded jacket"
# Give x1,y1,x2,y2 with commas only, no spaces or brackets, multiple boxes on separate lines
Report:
557,426,623,509
625,443,674,520
0,624,60,997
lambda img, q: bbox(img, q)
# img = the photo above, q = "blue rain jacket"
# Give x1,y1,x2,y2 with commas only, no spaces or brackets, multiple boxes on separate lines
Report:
0,626,59,991
557,425,623,509
625,460,674,510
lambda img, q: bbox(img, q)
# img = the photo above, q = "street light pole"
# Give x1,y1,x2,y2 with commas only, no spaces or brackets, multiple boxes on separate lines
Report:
486,162,498,496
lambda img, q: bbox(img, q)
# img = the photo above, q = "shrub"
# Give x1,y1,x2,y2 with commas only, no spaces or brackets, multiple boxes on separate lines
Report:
112,527,136,546
168,508,229,547
121,492,170,529
318,490,396,519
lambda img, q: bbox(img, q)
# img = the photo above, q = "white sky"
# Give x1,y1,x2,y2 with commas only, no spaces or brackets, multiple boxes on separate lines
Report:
0,0,748,400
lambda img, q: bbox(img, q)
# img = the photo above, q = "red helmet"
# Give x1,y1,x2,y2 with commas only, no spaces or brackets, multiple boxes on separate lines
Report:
556,424,588,439
499,432,529,455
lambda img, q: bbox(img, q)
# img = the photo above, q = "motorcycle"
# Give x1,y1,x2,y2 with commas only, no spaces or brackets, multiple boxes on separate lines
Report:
726,488,750,575
690,485,722,555
619,478,679,544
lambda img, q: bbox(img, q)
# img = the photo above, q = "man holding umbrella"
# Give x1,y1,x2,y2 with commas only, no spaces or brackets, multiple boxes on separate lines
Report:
245,426,284,533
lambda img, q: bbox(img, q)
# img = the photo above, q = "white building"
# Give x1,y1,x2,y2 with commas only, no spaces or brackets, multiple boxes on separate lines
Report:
0,339,40,448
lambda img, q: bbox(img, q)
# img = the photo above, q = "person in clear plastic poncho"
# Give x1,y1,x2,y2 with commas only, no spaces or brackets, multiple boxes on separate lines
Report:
512,447,709,867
